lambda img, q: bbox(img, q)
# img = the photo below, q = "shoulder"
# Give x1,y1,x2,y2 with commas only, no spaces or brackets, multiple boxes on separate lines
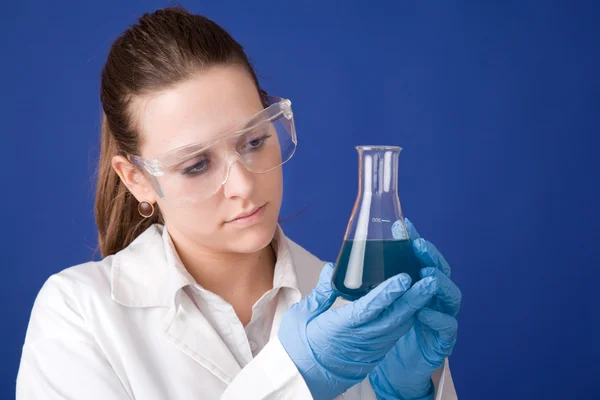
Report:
23,256,117,344
286,235,326,267
45,256,114,294
281,231,331,296
27,223,169,329
280,230,349,307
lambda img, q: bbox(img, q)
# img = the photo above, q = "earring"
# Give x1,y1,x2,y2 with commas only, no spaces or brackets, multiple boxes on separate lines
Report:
138,201,155,218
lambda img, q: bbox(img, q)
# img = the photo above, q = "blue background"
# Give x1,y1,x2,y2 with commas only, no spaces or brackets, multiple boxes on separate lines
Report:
1,1,599,398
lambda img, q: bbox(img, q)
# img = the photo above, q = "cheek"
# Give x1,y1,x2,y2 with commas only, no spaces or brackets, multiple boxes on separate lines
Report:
259,167,283,202
260,169,283,225
157,199,220,235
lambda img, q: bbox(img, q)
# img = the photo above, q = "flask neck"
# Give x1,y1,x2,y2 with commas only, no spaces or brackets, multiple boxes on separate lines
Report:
357,147,400,195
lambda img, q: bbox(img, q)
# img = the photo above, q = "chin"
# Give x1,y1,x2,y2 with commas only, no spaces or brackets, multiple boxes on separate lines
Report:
229,223,277,254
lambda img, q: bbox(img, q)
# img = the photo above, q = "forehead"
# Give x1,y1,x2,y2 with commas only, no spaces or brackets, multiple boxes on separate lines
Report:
133,65,262,159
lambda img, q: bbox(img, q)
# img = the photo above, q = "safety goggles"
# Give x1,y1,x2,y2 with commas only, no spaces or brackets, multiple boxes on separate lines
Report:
128,96,297,206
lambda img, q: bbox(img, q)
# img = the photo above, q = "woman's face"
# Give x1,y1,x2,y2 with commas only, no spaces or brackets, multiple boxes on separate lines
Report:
126,65,283,254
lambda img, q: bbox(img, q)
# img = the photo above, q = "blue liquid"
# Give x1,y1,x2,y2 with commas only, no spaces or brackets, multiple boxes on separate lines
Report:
331,239,422,301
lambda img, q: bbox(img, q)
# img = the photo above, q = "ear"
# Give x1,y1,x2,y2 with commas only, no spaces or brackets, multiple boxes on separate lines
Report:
111,155,157,204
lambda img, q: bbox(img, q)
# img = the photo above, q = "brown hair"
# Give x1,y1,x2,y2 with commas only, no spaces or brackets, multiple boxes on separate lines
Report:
95,6,264,257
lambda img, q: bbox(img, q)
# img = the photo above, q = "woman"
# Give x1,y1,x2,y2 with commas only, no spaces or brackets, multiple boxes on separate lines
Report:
16,7,461,400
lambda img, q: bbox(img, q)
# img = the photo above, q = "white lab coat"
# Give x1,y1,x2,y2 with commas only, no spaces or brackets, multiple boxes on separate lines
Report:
16,224,457,399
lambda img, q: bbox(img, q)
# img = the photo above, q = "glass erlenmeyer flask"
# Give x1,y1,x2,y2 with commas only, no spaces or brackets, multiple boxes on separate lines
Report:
331,145,421,301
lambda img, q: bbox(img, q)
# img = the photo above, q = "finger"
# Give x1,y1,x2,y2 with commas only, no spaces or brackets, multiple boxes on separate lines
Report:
359,313,416,341
419,268,462,317
342,273,412,327
405,218,421,241
417,308,458,345
413,238,452,277
304,263,337,314
371,275,439,335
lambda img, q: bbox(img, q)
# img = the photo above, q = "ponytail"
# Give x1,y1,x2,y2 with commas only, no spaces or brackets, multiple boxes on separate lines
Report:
95,114,162,257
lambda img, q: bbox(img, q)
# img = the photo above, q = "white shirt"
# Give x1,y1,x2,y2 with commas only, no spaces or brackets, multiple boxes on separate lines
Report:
16,223,457,399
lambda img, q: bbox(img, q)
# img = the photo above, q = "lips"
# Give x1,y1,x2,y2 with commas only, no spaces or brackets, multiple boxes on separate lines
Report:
228,204,265,223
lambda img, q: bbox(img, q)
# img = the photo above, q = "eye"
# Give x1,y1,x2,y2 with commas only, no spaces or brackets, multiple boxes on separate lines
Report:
244,133,271,150
180,158,210,176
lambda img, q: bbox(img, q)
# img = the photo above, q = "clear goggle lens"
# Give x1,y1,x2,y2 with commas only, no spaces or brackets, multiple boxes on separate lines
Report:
129,96,296,206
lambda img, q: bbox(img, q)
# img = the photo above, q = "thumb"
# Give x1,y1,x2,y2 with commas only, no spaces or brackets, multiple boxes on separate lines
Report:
405,218,421,241
303,263,337,315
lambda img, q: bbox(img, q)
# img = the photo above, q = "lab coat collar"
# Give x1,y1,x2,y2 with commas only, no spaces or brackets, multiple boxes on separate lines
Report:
110,223,300,309
110,224,186,308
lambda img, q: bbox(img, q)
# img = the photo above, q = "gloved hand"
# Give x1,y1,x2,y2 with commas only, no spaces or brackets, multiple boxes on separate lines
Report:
278,260,448,400
369,219,462,400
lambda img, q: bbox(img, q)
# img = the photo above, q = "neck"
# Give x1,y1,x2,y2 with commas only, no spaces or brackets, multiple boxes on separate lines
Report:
168,231,276,307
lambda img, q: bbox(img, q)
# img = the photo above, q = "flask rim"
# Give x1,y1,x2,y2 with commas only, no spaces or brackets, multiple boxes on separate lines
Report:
355,145,402,151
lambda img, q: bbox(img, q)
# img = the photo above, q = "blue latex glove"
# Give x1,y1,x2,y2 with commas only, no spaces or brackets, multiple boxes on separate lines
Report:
278,261,445,400
369,219,462,400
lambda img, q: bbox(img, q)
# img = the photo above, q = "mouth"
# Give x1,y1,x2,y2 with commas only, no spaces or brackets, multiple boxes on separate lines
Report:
227,203,267,224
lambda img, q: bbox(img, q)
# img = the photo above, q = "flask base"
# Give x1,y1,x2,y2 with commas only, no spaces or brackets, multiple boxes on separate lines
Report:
331,239,421,301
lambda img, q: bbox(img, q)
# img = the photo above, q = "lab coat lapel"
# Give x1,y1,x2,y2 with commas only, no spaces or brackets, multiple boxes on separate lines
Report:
162,290,242,385
111,224,241,384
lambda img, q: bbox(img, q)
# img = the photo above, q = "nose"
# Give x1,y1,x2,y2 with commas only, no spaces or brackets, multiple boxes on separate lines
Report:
221,158,255,199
